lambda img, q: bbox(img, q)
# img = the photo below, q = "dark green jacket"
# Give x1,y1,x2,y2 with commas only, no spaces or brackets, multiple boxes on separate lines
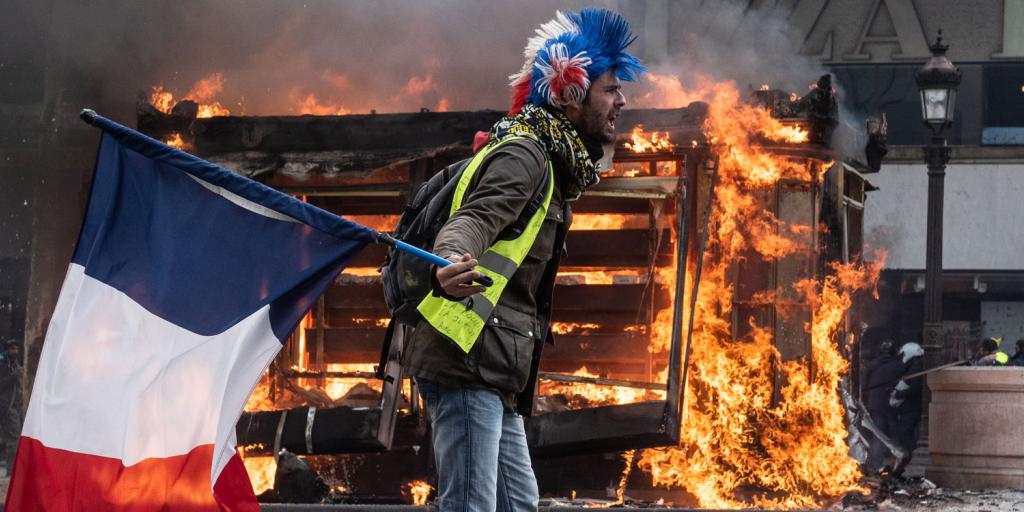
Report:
403,138,572,409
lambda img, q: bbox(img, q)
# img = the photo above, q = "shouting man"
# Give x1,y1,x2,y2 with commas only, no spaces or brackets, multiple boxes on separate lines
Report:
403,8,644,511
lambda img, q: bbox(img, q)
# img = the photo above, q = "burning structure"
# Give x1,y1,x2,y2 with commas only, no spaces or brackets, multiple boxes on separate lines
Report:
136,72,881,508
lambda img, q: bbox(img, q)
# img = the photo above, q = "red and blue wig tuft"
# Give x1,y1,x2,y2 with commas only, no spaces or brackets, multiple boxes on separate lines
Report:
508,8,645,115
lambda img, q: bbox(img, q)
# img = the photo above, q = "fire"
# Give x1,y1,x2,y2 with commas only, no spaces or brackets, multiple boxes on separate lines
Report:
290,90,350,115
638,73,710,108
149,73,231,118
403,480,433,506
150,86,174,114
630,76,878,508
557,268,646,286
323,363,380,400
241,454,276,495
540,367,655,407
569,214,646,231
164,132,188,150
341,267,382,277
244,374,277,412
624,125,674,153
550,322,600,335
766,124,809,144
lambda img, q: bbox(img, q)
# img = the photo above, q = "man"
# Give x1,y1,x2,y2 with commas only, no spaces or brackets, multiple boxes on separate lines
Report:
403,8,644,511
863,340,903,474
889,340,924,476
1009,339,1024,366
973,337,1009,366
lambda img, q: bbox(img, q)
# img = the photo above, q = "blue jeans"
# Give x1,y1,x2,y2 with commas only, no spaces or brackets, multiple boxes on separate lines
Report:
417,378,539,512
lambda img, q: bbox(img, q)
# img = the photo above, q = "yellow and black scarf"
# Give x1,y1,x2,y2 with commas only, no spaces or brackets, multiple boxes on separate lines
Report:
487,104,599,199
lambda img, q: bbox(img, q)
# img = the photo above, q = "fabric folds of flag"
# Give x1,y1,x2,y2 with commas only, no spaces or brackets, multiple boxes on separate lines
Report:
5,113,377,510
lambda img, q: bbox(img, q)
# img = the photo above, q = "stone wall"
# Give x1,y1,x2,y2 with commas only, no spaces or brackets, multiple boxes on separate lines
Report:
927,367,1024,489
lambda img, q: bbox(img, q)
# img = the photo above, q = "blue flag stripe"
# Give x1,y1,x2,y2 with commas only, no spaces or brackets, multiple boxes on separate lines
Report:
73,128,371,339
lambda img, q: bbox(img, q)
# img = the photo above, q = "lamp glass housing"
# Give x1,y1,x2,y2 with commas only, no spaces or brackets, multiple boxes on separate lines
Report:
919,87,956,127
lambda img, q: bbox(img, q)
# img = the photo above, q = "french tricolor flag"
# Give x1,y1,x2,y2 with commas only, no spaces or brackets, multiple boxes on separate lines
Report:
5,112,376,510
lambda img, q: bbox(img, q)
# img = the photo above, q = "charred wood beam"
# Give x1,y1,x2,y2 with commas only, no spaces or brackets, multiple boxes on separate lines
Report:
537,372,666,391
526,401,674,457
309,195,409,215
562,230,672,267
237,406,386,455
571,195,662,214
282,369,379,380
189,110,507,154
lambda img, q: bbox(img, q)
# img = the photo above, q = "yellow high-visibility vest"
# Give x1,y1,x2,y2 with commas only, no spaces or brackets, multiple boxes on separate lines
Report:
417,137,554,353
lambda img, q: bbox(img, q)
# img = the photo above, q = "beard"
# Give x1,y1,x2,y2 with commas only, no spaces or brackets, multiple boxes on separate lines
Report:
577,101,616,144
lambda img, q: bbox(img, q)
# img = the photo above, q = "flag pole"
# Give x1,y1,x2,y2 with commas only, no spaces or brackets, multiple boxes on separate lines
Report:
376,233,493,287
78,107,492,288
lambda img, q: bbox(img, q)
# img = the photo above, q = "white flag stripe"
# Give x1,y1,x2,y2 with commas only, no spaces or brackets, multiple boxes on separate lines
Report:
23,264,281,475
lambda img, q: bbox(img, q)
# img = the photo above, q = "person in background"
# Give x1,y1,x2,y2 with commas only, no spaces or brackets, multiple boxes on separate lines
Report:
973,336,1009,366
864,339,903,474
889,340,924,477
1008,339,1024,366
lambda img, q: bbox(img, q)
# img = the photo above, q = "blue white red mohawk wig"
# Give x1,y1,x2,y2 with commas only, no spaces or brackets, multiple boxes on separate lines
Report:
509,8,645,115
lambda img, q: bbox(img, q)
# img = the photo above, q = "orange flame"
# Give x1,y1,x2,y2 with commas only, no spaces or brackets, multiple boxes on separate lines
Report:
539,367,657,407
149,73,231,118
404,480,433,506
569,214,647,231
630,76,877,508
291,90,349,115
164,133,188,150
624,125,675,153
241,453,276,495
150,86,175,114
244,374,277,412
323,363,380,400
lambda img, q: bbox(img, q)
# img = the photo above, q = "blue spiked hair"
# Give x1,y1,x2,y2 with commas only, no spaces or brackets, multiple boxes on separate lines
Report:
509,8,646,114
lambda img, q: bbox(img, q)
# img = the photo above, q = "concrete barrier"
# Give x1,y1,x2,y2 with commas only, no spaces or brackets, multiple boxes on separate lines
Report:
927,367,1024,489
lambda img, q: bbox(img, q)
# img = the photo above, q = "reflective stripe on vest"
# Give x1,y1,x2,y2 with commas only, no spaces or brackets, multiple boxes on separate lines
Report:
417,137,554,353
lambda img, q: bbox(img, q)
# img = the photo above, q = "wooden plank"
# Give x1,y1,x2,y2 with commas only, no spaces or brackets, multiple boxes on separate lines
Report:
571,195,653,214
309,195,409,215
563,230,671,267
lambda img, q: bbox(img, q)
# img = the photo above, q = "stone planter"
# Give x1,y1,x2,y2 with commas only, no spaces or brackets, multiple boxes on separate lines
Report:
927,367,1024,489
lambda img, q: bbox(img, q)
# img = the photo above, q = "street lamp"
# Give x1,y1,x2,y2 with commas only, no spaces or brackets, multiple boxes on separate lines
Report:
916,31,960,377
917,31,962,134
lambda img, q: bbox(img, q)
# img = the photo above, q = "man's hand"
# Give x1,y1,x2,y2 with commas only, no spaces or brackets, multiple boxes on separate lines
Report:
436,253,487,298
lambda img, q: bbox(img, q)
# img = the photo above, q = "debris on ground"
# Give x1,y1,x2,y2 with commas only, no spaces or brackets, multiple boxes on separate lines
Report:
843,475,1024,511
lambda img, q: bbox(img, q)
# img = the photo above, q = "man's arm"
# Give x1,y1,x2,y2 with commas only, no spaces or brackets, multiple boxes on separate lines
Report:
433,141,547,298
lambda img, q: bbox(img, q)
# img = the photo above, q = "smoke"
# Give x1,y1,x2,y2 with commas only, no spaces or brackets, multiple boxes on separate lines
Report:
630,0,826,104
626,0,869,164
24,0,629,117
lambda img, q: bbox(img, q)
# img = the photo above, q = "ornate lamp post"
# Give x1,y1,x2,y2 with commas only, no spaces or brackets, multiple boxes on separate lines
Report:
916,31,960,369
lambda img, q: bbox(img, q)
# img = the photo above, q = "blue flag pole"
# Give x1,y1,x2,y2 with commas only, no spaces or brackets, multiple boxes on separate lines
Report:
78,108,492,287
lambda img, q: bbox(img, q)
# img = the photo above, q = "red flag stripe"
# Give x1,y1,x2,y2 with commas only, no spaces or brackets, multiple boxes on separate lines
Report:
5,437,257,511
